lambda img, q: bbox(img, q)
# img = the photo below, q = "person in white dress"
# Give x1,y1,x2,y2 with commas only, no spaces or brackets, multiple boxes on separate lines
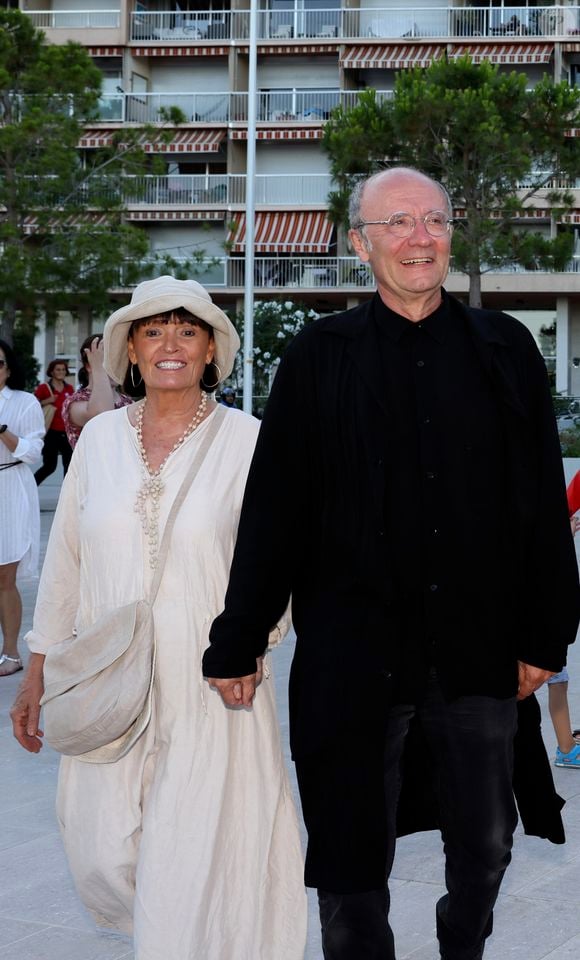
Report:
0,338,44,677
10,277,307,959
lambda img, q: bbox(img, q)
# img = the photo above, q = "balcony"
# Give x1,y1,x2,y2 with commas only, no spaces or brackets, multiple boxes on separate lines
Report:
119,255,580,292
24,6,580,44
128,6,580,43
93,90,340,124
118,174,332,206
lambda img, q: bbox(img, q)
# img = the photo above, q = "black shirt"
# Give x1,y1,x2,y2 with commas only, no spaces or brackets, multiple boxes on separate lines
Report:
373,291,514,702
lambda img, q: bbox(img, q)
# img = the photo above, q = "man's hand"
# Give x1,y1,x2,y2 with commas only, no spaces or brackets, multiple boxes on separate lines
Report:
517,660,554,701
207,658,264,708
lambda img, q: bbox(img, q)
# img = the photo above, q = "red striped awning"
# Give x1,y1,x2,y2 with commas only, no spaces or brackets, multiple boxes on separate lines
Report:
87,46,124,57
228,211,334,254
450,43,554,64
78,129,226,153
231,128,324,141
127,210,224,222
340,44,444,70
22,213,111,235
564,43,580,54
131,45,228,57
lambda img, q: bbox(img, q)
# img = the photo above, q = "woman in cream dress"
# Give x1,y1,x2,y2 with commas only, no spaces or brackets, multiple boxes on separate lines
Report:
11,278,307,960
0,339,44,677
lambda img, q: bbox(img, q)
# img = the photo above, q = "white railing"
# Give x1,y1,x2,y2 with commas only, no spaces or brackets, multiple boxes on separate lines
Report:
340,90,395,110
24,9,120,30
125,7,580,43
124,92,231,123
131,10,232,41
117,174,331,205
257,89,340,122
111,91,339,124
121,254,580,290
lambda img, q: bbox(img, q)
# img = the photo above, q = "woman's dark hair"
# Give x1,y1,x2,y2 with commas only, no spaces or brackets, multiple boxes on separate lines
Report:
46,358,70,380
0,338,26,390
78,334,102,388
125,308,215,398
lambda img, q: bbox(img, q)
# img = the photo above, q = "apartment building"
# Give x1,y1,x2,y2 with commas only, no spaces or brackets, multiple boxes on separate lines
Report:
17,1,580,394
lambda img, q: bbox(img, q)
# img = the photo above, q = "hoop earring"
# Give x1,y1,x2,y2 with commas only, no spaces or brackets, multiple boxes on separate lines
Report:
200,361,222,391
130,363,143,388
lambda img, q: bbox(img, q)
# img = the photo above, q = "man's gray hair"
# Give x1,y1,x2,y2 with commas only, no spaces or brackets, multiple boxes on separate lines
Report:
348,167,453,231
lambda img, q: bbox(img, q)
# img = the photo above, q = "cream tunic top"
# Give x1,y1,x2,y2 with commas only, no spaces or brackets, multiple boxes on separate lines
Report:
0,386,44,575
26,404,306,960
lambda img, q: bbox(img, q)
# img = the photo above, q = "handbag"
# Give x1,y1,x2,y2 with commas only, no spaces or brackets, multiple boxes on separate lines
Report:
43,383,56,430
40,404,226,764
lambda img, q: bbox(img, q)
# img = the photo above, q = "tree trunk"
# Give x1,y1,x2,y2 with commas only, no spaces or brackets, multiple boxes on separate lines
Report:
468,271,482,309
0,300,16,346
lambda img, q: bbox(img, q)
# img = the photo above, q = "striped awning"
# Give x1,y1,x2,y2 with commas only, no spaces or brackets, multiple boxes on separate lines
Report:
22,213,111,235
228,211,334,254
563,43,580,54
127,210,224,222
450,43,554,64
87,46,124,57
131,45,228,57
340,44,443,70
231,128,324,141
78,129,226,154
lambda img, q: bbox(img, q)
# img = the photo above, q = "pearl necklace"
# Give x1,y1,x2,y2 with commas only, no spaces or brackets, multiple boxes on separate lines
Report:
134,393,208,568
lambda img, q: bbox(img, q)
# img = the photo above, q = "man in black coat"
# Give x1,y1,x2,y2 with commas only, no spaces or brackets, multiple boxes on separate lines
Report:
203,167,580,960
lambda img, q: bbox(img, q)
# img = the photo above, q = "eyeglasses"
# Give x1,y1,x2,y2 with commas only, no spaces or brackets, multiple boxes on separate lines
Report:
354,210,454,239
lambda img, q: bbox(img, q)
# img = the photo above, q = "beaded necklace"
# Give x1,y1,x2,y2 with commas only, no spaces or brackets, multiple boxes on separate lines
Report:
134,393,208,568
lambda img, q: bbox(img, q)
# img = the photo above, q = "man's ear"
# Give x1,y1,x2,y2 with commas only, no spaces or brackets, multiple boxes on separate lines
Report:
348,228,370,263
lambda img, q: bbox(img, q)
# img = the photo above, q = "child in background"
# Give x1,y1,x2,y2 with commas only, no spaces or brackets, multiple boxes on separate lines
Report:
550,470,580,768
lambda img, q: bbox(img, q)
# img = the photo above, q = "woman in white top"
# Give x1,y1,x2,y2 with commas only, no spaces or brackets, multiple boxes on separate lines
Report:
0,339,44,676
10,278,306,960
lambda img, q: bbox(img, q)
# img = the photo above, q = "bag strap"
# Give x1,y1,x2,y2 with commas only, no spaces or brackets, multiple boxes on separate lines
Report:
147,403,227,603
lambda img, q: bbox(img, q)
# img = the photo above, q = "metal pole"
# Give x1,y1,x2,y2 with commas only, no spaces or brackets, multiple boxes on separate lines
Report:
242,0,258,414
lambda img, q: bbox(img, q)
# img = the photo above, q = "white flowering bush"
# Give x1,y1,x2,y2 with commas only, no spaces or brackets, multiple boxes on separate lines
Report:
228,300,320,409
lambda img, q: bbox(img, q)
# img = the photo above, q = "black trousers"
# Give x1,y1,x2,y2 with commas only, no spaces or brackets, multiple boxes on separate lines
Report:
312,676,518,960
34,429,72,485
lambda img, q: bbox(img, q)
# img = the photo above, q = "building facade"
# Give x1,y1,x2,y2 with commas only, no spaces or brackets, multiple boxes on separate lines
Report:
16,1,580,394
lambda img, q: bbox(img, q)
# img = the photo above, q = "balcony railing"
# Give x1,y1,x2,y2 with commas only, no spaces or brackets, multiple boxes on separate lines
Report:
25,9,120,29
131,10,232,41
98,90,339,123
118,174,333,206
120,255,580,290
127,6,580,43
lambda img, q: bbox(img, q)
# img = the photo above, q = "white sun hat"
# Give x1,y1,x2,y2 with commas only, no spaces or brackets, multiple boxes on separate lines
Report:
103,275,240,385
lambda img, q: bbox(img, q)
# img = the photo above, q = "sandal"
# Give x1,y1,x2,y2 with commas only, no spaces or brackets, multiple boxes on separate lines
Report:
555,743,580,768
0,654,23,677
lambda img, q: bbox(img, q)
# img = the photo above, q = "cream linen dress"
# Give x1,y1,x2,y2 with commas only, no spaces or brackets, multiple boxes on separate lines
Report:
26,404,307,960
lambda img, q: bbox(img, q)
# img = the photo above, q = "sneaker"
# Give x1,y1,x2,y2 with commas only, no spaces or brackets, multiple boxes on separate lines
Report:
555,744,580,768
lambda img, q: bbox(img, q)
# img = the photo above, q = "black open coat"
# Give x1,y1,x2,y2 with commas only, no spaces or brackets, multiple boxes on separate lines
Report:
205,293,580,885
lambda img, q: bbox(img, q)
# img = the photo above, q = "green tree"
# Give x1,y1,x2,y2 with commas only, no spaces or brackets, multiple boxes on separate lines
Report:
0,9,209,345
228,300,320,409
323,57,580,307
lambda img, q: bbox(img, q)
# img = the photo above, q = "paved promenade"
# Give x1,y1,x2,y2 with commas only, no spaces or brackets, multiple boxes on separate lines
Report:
1,465,580,959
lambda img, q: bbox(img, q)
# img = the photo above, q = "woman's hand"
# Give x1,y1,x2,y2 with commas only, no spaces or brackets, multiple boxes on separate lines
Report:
10,653,45,753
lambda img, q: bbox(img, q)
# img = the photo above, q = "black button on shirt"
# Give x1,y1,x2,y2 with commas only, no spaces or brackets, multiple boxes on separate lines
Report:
372,293,509,702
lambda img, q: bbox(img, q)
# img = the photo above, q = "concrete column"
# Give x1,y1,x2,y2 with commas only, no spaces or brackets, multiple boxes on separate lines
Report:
556,296,571,395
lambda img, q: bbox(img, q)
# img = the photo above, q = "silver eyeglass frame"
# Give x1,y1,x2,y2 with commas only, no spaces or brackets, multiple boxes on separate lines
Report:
353,211,455,238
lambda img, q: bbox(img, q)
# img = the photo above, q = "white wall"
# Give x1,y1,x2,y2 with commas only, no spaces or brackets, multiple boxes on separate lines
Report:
258,57,339,88
256,142,330,174
150,60,229,91
147,223,226,259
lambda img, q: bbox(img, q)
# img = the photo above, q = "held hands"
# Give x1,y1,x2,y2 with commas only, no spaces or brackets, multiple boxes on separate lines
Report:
517,660,554,701
10,658,45,753
207,657,264,708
